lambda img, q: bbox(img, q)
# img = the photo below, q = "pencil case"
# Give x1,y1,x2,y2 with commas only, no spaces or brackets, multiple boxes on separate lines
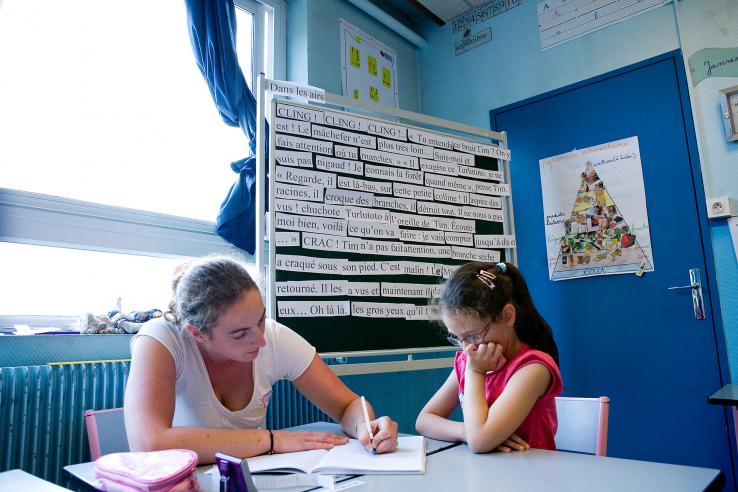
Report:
94,449,200,492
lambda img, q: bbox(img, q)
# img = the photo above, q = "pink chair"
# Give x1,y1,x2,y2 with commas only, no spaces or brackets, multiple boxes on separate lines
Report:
555,396,610,456
84,407,129,460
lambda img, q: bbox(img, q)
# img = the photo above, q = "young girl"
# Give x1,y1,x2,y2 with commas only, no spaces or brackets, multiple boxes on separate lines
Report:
416,261,562,453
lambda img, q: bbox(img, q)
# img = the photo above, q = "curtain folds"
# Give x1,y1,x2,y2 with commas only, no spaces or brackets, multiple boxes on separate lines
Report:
185,0,268,255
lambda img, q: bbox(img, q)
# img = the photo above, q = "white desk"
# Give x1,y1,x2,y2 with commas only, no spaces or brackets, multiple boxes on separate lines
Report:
64,422,455,492
355,444,724,492
63,423,724,491
0,469,73,492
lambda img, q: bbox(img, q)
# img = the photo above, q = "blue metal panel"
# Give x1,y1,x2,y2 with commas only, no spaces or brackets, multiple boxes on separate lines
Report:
0,363,129,484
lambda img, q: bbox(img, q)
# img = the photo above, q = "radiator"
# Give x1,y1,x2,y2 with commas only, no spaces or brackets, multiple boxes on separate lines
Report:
0,362,329,485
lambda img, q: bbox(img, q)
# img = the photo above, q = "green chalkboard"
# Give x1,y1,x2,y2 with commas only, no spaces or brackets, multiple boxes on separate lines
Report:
271,100,509,353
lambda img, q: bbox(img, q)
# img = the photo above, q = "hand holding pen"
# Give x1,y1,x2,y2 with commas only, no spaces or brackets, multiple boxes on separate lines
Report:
357,396,399,454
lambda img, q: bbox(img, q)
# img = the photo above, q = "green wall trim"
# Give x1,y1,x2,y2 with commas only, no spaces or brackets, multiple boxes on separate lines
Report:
688,47,738,86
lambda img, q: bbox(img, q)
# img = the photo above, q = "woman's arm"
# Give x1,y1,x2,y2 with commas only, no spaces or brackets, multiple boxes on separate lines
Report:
462,362,550,453
292,354,398,454
124,337,346,464
415,370,466,442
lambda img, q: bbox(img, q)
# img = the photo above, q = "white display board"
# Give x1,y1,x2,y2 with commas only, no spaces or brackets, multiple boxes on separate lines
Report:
269,97,512,351
340,19,398,108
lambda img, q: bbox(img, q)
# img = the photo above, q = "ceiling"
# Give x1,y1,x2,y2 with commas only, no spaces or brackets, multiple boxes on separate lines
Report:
380,0,492,25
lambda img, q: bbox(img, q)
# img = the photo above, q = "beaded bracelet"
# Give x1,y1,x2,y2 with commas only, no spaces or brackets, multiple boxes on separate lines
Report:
267,429,274,455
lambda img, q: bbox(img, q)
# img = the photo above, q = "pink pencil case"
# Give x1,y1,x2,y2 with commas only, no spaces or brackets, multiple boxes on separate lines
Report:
94,449,200,492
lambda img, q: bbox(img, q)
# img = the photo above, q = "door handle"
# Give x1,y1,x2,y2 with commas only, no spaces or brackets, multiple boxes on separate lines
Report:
667,268,706,320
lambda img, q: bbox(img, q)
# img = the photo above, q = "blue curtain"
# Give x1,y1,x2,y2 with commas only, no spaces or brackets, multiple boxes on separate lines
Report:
185,0,268,255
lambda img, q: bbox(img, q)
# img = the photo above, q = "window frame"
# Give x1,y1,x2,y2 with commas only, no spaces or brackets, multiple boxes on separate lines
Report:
0,0,285,263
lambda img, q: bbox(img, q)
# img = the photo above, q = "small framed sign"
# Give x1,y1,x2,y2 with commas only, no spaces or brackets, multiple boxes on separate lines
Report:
719,84,738,142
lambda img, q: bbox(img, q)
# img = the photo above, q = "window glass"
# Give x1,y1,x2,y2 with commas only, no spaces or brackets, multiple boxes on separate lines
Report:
235,6,255,90
0,0,265,317
0,243,258,317
0,243,182,316
0,0,256,222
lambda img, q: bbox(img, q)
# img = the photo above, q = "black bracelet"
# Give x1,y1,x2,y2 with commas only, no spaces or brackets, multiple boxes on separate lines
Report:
267,429,274,455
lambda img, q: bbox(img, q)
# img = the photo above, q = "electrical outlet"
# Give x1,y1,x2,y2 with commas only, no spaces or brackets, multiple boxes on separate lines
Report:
706,196,737,219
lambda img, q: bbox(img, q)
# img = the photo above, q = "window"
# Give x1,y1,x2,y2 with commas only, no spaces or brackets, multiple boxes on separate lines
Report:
0,0,282,318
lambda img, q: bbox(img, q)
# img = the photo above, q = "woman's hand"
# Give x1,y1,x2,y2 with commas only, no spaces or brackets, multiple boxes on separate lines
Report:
465,342,506,374
356,416,399,454
496,433,530,453
273,430,348,453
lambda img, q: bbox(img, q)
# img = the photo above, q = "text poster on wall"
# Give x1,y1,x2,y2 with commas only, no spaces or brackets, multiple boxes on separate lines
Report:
271,100,513,351
340,19,398,108
537,0,668,51
540,136,654,281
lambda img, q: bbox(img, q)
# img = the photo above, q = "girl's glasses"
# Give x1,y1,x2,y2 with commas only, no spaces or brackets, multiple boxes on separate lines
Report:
446,321,492,347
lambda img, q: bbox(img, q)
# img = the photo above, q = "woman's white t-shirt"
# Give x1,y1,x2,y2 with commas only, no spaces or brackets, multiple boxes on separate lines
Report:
130,317,315,430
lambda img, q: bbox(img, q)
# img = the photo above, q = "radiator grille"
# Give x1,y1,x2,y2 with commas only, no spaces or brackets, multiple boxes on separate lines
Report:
0,362,329,485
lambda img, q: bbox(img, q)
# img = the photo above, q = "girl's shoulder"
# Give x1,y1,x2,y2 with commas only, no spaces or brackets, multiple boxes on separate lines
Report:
511,347,558,370
508,347,563,396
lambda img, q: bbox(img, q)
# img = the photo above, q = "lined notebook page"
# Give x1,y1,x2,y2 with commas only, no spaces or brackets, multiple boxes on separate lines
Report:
315,436,426,474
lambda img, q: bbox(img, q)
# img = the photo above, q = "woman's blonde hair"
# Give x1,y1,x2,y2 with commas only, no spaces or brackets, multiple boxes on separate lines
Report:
165,256,257,334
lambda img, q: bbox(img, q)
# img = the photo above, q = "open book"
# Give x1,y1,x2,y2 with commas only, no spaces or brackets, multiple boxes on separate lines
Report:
245,436,426,475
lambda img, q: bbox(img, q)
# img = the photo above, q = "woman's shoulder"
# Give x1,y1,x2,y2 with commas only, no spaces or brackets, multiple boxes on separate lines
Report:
261,319,314,353
138,316,181,338
133,316,188,355
258,319,316,380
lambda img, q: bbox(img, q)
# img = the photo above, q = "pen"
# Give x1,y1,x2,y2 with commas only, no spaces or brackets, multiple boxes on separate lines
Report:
360,396,376,455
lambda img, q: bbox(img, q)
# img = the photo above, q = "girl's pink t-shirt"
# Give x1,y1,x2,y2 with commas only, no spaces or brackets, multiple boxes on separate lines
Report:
454,344,563,450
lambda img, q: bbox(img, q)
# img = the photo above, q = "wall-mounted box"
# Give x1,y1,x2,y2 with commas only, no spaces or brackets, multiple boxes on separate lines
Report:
707,196,737,219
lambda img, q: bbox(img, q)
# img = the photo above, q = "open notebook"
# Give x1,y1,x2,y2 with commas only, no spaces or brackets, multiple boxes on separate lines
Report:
245,436,426,475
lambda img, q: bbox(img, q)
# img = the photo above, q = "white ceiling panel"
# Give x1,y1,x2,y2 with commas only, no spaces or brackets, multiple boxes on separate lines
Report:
415,0,473,22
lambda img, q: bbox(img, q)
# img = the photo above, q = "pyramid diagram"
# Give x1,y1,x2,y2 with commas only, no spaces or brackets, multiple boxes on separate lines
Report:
552,161,652,279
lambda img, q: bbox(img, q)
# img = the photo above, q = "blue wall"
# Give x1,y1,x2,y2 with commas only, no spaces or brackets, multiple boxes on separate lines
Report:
285,0,431,432
413,0,738,379
284,0,737,429
286,0,420,112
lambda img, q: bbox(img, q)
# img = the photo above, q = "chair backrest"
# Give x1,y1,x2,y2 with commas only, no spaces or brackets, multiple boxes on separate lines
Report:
555,396,609,456
84,407,129,460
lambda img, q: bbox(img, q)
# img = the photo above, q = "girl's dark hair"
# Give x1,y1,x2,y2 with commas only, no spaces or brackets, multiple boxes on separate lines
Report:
438,261,559,365
164,256,258,334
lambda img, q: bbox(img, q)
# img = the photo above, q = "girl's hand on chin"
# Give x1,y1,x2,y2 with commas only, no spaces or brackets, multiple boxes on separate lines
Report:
465,342,506,374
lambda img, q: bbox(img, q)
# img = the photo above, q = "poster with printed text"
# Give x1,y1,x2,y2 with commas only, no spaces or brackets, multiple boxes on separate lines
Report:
340,19,398,108
540,136,654,281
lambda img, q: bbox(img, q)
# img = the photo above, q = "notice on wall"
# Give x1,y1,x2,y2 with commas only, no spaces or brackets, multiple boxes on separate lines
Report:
538,0,668,51
540,136,654,281
340,19,398,107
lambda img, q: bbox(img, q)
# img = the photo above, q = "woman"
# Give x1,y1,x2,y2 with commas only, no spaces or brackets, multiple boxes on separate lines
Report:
124,256,398,464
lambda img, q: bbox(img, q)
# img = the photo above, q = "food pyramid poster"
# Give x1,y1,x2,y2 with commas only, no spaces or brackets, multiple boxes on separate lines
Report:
540,136,654,281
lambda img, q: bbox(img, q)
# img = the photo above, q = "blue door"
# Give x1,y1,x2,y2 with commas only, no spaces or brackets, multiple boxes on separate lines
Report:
491,51,734,485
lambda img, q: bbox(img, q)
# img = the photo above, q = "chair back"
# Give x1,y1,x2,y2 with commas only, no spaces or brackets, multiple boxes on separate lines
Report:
84,407,129,460
555,396,609,456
